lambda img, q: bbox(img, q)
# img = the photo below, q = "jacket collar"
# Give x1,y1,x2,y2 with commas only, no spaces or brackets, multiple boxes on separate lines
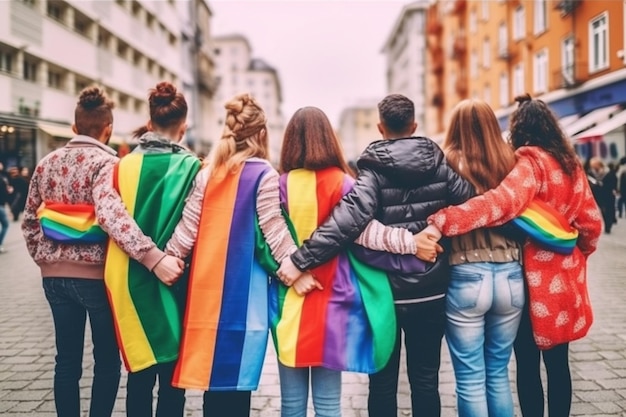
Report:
65,135,117,156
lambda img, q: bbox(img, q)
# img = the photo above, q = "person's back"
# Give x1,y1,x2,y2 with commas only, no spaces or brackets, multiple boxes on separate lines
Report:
280,94,474,417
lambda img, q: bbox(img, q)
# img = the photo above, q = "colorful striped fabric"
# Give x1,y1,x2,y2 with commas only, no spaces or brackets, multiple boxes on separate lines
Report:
511,198,579,254
104,152,200,373
264,167,396,373
37,203,106,243
172,160,272,391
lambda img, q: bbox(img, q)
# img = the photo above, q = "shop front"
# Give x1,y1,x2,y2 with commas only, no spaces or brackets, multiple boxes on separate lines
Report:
0,113,37,171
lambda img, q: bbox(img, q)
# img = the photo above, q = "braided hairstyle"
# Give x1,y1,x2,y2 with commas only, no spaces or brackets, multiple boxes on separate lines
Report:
509,93,580,175
207,93,268,174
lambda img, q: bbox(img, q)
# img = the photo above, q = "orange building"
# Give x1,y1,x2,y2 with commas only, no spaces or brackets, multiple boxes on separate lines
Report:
426,0,626,161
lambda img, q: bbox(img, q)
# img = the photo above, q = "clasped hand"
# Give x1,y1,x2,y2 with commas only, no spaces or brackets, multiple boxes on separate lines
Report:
277,257,323,296
414,224,444,262
153,255,185,286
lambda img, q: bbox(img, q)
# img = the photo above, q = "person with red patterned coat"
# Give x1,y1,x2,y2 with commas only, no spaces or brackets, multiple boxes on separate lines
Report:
420,94,602,417
21,86,184,417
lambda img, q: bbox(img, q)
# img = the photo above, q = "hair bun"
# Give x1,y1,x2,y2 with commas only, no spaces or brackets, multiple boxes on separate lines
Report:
151,81,177,106
514,93,532,106
224,93,254,116
78,86,106,110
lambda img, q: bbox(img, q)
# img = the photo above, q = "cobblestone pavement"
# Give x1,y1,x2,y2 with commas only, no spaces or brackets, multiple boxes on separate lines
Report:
1,219,626,416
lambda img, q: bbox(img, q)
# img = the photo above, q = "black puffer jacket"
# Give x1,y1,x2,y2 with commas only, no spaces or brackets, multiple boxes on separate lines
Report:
290,136,474,302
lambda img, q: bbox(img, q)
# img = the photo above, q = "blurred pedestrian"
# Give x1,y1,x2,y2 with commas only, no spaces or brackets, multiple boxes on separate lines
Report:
0,163,12,253
423,94,603,417
617,157,626,218
9,166,29,222
21,86,184,417
104,81,201,417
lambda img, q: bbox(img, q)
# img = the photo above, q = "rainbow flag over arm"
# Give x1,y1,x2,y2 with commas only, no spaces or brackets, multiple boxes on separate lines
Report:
37,203,106,243
511,199,579,254
261,167,396,373
172,160,272,391
104,152,201,373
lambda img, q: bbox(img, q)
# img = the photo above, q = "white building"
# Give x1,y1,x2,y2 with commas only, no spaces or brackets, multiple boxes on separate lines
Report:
211,34,284,164
0,0,208,169
381,1,431,136
337,101,381,162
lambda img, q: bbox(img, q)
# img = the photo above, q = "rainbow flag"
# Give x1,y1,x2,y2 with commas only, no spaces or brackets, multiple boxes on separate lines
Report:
104,152,201,373
511,199,579,254
172,160,272,391
37,203,106,243
262,168,396,373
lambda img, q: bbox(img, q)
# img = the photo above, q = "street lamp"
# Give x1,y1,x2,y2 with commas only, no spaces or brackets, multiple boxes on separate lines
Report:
0,125,15,133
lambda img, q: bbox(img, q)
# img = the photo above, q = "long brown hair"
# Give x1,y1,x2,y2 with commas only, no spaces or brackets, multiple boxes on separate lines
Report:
207,93,268,174
280,107,353,175
74,86,114,139
132,81,187,138
509,94,580,175
443,99,516,193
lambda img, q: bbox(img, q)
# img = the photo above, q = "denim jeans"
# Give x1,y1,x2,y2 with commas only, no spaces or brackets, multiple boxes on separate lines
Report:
278,362,341,417
445,262,524,417
42,278,121,417
0,205,8,246
126,361,185,417
368,298,446,417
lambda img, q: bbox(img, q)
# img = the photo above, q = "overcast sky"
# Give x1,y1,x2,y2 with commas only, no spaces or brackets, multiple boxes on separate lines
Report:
209,0,409,127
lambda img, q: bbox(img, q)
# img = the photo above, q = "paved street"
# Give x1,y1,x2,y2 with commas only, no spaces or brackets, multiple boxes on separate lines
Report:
1,219,626,416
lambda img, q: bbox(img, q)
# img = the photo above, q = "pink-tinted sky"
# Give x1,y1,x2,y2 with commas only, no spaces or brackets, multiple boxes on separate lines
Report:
210,0,409,127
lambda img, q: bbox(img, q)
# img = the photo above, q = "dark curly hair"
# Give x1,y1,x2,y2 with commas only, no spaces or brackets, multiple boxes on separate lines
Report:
508,94,580,175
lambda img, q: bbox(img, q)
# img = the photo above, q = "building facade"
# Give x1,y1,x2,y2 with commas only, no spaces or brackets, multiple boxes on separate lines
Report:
426,0,626,161
210,34,285,164
382,1,432,137
0,0,216,170
337,101,381,162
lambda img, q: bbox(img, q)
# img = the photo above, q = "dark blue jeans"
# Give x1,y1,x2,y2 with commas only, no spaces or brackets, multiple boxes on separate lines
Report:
43,278,121,417
368,298,446,417
126,361,186,417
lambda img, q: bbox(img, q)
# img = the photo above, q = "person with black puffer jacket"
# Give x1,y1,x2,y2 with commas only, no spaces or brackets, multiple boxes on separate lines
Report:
276,93,474,417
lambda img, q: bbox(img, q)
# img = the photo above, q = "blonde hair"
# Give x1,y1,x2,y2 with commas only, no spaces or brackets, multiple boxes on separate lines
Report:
207,93,269,174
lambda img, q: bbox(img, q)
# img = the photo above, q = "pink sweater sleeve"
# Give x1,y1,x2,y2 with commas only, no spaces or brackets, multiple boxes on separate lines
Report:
93,164,164,270
429,156,538,237
353,220,416,254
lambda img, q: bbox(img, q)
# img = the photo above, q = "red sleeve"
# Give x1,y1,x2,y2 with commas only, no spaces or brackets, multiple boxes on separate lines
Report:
428,155,539,236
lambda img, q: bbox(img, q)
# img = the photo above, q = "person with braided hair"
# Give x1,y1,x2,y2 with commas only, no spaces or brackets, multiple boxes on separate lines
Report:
104,81,201,417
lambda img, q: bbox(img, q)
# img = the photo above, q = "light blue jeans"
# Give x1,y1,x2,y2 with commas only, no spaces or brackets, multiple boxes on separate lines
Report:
278,362,341,417
0,205,8,246
445,262,524,417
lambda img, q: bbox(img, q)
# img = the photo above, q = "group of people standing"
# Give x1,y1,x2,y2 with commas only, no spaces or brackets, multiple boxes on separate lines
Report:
21,80,602,417
0,162,30,253
585,156,626,235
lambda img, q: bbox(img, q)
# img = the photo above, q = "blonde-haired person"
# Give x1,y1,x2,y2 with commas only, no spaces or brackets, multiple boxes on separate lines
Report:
439,99,524,417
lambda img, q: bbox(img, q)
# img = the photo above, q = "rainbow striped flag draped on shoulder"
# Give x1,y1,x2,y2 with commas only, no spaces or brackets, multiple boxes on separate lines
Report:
172,160,272,391
263,167,396,373
104,151,201,373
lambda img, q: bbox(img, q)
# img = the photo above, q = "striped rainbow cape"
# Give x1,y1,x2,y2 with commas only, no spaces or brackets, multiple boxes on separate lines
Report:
260,167,396,373
37,202,106,244
511,199,579,254
104,151,201,373
172,160,272,391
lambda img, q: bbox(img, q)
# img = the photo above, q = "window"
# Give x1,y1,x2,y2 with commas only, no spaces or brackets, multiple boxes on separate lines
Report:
498,22,508,56
117,41,128,59
499,72,509,107
561,36,575,84
533,49,548,93
23,60,38,82
481,0,489,20
470,50,478,78
47,2,65,21
482,38,491,69
98,29,111,49
513,6,525,41
0,50,13,74
513,64,525,97
484,84,492,105
75,79,88,94
19,0,36,7
589,13,608,72
47,69,64,89
533,0,547,35
469,10,477,34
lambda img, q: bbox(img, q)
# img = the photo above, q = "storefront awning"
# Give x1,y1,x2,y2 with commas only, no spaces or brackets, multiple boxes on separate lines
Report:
565,105,621,138
38,122,74,139
572,108,626,143
558,114,580,129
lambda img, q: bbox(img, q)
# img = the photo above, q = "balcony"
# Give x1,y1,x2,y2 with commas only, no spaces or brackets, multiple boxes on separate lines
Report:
455,78,468,97
427,20,443,36
431,92,444,108
430,47,444,75
553,62,586,89
497,46,513,61
452,0,467,14
452,35,467,60
555,0,580,16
